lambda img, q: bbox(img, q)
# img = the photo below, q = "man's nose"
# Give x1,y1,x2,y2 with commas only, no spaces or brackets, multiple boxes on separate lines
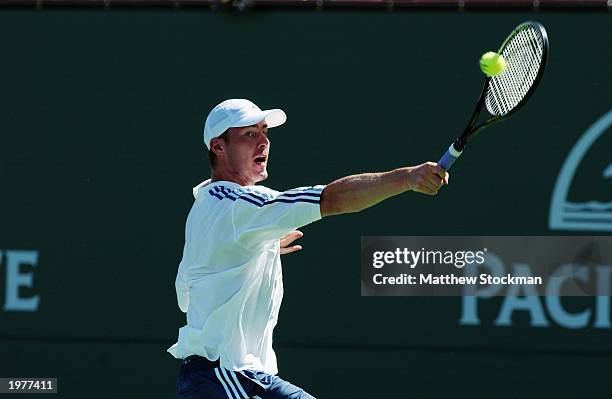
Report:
257,134,269,149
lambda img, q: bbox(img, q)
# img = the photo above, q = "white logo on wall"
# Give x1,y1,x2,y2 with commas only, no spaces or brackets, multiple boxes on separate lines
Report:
1,250,41,312
549,110,612,232
459,252,611,329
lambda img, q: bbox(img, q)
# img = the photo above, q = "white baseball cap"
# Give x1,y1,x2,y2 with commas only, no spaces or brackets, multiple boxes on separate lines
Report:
203,99,287,149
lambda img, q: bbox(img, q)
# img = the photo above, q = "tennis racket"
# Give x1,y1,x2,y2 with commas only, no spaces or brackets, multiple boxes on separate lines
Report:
437,21,549,170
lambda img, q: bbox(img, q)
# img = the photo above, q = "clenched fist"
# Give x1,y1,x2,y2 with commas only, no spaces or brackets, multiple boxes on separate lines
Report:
406,162,449,195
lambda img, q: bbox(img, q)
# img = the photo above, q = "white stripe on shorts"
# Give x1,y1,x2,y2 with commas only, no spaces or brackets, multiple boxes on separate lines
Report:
221,368,244,399
214,368,235,399
230,370,249,399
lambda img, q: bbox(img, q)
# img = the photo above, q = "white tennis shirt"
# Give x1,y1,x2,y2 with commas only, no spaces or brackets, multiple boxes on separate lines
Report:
167,179,325,375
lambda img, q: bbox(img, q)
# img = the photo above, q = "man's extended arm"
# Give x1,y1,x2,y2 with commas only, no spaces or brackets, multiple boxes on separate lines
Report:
320,162,448,217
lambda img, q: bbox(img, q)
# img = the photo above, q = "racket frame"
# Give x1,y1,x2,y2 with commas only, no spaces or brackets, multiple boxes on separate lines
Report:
444,20,549,156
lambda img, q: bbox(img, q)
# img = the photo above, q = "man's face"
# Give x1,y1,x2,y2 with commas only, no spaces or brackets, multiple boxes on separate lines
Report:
213,120,270,186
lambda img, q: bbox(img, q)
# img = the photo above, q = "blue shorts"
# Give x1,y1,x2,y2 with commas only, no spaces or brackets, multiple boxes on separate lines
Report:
175,355,316,399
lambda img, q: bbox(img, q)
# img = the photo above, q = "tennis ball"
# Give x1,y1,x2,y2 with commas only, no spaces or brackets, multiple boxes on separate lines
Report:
479,51,507,77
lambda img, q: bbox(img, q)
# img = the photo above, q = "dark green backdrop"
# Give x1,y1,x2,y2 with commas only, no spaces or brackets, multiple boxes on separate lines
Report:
0,9,611,398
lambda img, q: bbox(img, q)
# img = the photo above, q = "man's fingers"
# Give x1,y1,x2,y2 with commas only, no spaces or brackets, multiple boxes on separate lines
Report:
428,163,449,189
425,173,445,192
280,230,303,247
408,162,449,195
431,163,449,182
420,172,447,195
434,169,449,185
280,231,304,254
280,245,302,255
426,173,441,187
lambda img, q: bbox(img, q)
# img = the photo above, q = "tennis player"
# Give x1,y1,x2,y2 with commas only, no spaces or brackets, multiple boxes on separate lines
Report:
168,99,448,399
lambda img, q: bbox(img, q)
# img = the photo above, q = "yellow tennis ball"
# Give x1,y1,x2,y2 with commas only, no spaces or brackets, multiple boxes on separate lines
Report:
479,51,507,77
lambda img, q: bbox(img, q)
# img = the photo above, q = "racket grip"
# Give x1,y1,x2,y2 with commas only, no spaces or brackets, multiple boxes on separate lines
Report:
437,143,463,171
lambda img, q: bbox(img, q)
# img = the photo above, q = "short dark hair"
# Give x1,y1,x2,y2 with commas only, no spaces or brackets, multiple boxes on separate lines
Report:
208,129,231,168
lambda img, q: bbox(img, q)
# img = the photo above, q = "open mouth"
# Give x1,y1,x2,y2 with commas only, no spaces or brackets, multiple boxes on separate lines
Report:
254,156,267,166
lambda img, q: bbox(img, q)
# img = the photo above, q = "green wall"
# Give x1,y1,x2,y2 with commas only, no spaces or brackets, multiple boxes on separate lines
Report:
0,9,611,398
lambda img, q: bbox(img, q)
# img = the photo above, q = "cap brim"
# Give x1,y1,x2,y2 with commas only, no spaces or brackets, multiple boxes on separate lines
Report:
231,108,287,129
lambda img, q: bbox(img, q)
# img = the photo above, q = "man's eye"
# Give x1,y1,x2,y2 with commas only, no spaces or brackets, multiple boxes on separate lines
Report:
246,131,254,137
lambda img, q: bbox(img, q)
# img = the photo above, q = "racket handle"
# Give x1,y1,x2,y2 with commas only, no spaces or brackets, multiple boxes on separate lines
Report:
437,143,463,171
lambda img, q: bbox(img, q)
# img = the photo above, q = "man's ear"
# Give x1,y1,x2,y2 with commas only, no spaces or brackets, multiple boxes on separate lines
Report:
210,138,225,157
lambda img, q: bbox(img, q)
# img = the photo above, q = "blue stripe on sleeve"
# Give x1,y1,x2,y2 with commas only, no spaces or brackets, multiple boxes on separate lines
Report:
237,195,263,207
218,186,238,201
264,197,321,205
209,189,223,200
241,191,267,203
284,186,324,194
278,191,321,198
208,185,322,207
221,187,265,207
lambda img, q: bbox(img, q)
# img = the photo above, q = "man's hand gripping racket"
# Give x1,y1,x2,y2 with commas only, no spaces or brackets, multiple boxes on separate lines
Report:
438,21,549,171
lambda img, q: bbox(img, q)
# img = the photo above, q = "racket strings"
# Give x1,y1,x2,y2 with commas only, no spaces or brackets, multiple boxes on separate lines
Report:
491,29,541,113
489,30,538,113
485,25,544,116
488,27,542,114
